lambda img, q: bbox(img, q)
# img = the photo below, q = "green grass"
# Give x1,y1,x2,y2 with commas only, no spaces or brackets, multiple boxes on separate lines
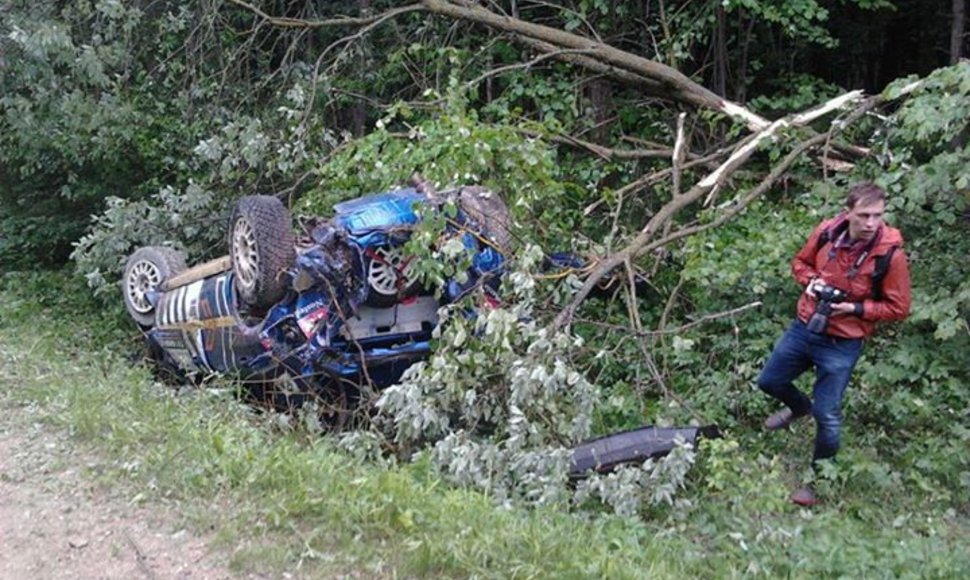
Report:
1,270,968,578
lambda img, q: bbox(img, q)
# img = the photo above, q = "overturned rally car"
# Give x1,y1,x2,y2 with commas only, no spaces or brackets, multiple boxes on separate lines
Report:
123,186,514,413
122,185,716,466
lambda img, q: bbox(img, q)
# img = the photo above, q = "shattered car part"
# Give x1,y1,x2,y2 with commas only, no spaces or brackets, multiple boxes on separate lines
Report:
569,425,721,477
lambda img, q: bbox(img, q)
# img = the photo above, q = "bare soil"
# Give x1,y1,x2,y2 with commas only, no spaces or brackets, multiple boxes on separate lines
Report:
0,412,234,579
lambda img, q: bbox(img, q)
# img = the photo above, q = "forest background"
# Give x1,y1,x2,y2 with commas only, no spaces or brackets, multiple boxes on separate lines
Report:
1,1,969,577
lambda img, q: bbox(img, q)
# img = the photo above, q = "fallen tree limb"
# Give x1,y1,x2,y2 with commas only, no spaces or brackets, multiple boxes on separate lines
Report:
420,0,772,131
226,0,883,168
582,148,731,217
226,0,773,130
551,89,870,330
575,300,763,337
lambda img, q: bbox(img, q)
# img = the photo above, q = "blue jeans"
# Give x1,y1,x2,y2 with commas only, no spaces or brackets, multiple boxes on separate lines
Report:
758,320,863,464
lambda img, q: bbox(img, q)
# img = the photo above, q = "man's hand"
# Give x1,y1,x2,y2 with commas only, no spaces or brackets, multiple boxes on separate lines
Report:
830,302,859,316
805,277,826,299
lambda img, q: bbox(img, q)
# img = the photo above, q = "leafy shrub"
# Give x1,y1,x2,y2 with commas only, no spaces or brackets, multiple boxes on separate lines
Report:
71,184,220,296
72,79,328,296
0,1,185,266
300,92,574,245
376,244,696,514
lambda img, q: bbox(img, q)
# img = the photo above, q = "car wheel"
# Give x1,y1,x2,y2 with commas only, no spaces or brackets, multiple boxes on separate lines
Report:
123,246,187,328
229,195,296,309
365,245,415,307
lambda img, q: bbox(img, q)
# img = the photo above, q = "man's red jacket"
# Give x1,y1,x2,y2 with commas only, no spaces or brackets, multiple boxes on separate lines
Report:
791,216,911,339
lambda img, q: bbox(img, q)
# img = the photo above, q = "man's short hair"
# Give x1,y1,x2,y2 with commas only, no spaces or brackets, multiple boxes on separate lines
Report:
845,182,887,209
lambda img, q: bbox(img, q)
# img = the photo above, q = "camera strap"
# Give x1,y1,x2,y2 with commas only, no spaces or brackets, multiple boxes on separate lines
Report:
819,219,880,276
848,229,880,279
817,222,894,298
816,220,884,288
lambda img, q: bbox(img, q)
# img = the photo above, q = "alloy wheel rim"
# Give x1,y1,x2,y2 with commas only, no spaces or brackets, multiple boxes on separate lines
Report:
126,260,161,314
367,247,409,296
232,217,260,290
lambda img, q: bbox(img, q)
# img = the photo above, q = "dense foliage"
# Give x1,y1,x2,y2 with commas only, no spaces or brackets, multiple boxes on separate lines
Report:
2,0,967,537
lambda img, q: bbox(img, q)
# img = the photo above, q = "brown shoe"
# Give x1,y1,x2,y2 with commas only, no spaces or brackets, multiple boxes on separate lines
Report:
764,407,797,430
790,486,818,506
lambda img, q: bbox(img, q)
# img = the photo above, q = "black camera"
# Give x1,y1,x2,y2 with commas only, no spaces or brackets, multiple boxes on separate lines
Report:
806,282,847,334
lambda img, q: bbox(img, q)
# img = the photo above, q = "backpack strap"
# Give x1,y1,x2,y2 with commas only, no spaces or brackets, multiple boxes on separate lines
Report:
814,229,831,253
815,225,898,300
870,246,898,301
813,219,849,254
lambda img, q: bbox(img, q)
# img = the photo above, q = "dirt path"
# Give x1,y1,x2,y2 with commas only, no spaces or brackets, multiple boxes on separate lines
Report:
0,411,234,579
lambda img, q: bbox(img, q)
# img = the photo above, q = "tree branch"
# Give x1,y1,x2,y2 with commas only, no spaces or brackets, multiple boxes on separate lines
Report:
419,0,771,130
462,48,597,92
551,89,869,331
225,0,424,28
575,300,763,337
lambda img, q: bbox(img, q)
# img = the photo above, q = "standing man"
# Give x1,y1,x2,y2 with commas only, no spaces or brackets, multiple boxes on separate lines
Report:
758,183,911,506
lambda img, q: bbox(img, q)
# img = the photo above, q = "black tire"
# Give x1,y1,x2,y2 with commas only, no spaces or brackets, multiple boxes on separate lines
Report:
229,195,296,309
123,246,187,328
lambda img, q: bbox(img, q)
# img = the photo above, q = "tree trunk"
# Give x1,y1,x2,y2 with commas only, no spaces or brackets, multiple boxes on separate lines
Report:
735,11,755,103
351,0,372,136
586,78,615,143
951,0,966,64
713,5,728,97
